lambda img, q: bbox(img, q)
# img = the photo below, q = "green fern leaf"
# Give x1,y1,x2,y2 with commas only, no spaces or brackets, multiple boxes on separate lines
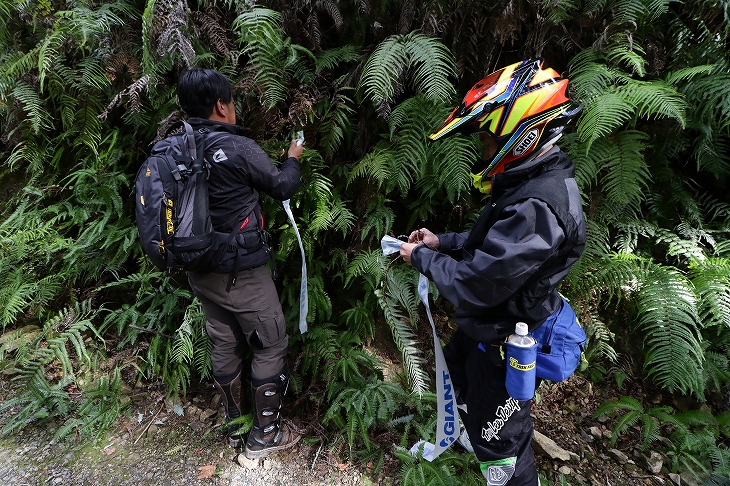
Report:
12,81,53,134
577,90,634,147
402,32,457,104
665,65,716,85
636,263,704,397
622,80,686,128
605,39,646,77
347,148,395,191
599,130,651,215
360,32,456,118
315,45,359,73
611,0,648,25
360,35,408,117
689,258,730,329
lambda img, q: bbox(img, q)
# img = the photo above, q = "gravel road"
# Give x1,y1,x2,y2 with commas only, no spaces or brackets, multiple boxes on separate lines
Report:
0,392,393,486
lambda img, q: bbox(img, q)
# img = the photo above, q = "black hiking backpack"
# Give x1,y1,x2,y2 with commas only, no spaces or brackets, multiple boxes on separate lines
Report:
135,121,227,273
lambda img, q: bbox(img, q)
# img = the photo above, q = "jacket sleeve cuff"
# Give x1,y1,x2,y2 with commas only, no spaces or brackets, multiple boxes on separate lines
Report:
436,235,450,252
411,244,430,272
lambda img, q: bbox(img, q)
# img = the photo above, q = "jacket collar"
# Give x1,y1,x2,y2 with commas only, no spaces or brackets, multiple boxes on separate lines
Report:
186,117,251,136
490,146,572,200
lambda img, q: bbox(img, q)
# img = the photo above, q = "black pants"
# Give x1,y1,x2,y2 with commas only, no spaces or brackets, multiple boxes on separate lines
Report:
188,265,289,383
444,329,538,486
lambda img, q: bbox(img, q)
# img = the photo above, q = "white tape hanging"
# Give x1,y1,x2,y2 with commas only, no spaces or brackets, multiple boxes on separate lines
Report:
380,235,458,461
284,199,308,334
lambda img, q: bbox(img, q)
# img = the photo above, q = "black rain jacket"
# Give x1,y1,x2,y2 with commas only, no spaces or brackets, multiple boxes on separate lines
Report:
186,118,300,272
411,147,586,343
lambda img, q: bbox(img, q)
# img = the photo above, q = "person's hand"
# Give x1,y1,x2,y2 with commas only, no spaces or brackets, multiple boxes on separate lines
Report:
408,228,439,250
287,139,304,161
400,242,421,265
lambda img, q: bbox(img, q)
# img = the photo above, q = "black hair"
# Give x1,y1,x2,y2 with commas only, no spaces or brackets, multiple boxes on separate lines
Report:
177,68,234,118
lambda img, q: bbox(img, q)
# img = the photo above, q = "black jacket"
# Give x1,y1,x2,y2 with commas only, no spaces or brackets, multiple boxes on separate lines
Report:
411,147,585,342
187,118,300,272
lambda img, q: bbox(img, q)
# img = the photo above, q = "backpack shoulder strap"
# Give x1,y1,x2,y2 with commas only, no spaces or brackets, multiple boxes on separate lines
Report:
184,121,198,160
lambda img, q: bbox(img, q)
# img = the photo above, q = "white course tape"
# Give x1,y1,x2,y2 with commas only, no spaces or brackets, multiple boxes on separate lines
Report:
380,235,458,461
284,199,308,334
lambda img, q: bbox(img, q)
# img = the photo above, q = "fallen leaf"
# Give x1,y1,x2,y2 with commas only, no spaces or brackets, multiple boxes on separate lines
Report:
197,464,217,479
103,447,116,455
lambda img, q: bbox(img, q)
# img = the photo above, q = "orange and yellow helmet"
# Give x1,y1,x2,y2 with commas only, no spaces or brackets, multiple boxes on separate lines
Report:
429,59,581,188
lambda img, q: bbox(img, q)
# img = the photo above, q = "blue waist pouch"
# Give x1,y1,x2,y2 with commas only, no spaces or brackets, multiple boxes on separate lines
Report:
532,299,586,382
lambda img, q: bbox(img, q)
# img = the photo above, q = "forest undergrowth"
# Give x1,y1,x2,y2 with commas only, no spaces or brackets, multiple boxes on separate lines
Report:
1,0,730,484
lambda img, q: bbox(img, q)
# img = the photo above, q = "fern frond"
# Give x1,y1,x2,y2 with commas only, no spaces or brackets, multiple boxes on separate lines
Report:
386,95,439,193
347,148,395,190
0,270,36,329
426,134,475,202
397,445,459,486
171,299,211,382
155,0,196,68
402,32,457,104
605,38,646,77
233,7,305,109
582,312,618,363
324,344,382,388
37,29,63,93
689,258,730,330
345,250,384,288
359,199,395,244
12,81,53,134
315,45,359,73
376,264,429,395
360,32,456,118
687,73,730,122
665,64,716,86
316,88,355,157
55,370,125,441
693,132,730,179
636,263,704,397
543,0,581,23
654,227,707,266
701,349,730,395
569,50,626,100
360,35,408,117
598,130,651,215
340,299,376,338
309,194,356,236
324,378,405,451
643,0,672,20
594,395,643,417
317,0,344,31
0,49,39,96
576,90,634,147
622,80,686,128
610,0,648,26
639,410,661,448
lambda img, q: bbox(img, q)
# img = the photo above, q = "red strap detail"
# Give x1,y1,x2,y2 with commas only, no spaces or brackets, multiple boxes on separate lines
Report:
239,216,249,231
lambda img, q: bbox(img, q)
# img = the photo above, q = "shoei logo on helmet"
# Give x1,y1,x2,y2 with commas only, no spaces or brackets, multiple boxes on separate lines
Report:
513,129,539,156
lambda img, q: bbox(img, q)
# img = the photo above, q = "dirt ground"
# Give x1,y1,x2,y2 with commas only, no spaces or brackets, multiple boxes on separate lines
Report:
1,371,711,486
0,380,390,486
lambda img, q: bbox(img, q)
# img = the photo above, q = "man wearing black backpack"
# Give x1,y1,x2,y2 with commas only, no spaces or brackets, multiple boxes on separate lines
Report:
175,68,304,459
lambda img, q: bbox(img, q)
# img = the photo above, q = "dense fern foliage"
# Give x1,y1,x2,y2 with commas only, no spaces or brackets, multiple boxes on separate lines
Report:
1,0,729,481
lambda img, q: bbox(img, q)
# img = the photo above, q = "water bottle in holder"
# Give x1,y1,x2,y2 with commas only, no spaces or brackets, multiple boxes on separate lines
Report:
505,322,538,400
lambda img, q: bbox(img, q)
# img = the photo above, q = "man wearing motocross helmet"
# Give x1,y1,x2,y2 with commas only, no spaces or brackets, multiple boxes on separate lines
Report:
400,59,586,485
